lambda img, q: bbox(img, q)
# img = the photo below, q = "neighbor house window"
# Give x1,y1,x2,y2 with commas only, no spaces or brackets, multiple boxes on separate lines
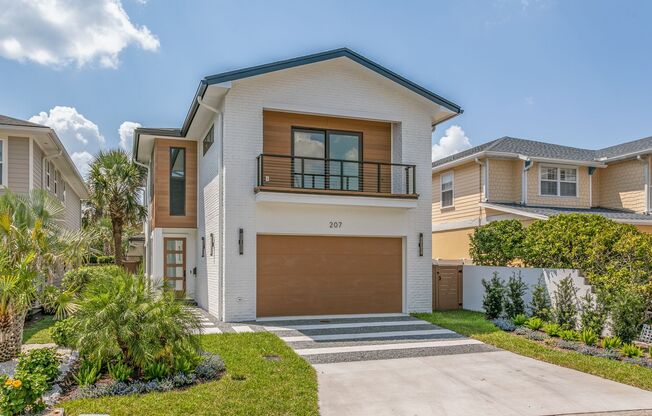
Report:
0,139,5,186
169,147,186,215
54,170,59,194
45,160,51,189
540,166,577,197
441,172,454,208
203,125,214,156
63,181,66,202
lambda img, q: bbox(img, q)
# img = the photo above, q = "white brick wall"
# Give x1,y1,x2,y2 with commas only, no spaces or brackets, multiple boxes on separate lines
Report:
215,57,438,320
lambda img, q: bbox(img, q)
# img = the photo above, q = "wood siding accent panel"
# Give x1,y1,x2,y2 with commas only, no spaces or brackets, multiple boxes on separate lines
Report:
432,161,484,224
256,235,402,317
597,159,645,212
7,137,29,194
152,138,197,229
262,110,392,193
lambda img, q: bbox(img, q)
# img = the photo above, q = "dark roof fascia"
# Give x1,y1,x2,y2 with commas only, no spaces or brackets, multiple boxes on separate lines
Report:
132,127,183,160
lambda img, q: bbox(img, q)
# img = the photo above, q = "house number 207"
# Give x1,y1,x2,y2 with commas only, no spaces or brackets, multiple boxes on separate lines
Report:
329,221,342,229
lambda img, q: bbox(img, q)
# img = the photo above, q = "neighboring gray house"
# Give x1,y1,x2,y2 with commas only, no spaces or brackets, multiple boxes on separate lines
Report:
0,114,88,230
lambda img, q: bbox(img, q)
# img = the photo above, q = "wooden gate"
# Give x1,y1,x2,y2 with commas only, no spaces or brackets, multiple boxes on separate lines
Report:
433,265,463,310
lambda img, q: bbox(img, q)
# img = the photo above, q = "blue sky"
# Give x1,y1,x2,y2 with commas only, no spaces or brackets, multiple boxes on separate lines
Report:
0,0,650,175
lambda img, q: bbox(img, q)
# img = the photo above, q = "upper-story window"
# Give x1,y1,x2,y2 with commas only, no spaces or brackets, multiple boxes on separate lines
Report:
0,139,6,186
540,166,577,197
441,171,454,208
291,128,362,191
45,160,51,189
203,125,214,156
169,147,186,216
54,170,58,194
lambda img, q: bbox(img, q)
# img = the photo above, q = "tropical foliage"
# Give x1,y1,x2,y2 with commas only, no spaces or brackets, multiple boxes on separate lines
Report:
86,149,146,265
469,219,525,266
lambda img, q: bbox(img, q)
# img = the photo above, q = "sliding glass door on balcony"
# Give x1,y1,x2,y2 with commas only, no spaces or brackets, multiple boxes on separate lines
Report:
292,128,361,191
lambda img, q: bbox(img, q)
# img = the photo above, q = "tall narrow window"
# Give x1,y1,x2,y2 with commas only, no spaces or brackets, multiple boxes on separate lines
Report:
169,147,186,215
45,160,51,189
203,125,214,155
441,172,454,208
54,170,58,194
0,139,5,186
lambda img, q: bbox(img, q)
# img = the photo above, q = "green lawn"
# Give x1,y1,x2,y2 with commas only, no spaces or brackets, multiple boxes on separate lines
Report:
22,314,55,344
62,332,318,416
414,310,652,391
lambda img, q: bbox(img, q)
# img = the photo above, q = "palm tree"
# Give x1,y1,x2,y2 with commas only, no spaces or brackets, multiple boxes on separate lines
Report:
87,150,146,265
0,190,91,360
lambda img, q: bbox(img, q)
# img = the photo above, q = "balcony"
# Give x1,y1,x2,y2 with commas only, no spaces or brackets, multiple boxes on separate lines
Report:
255,154,417,199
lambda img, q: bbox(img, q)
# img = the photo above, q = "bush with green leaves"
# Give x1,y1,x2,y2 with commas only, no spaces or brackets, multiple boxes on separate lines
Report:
579,291,607,336
107,362,133,382
543,323,562,337
512,313,528,326
74,360,102,387
609,288,647,343
503,271,527,318
144,361,170,381
553,276,578,330
61,265,122,294
559,329,579,341
579,329,598,346
0,373,48,416
601,336,623,350
525,317,544,330
620,344,643,358
15,348,60,384
482,272,505,319
469,220,526,266
72,267,201,376
50,317,77,348
529,275,552,321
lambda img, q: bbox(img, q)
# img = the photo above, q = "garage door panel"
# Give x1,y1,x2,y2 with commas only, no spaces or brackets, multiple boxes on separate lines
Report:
257,235,402,317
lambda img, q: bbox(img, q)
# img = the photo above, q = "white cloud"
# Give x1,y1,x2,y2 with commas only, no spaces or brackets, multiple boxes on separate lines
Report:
71,151,94,178
432,125,473,162
0,0,159,68
118,121,141,152
30,106,105,147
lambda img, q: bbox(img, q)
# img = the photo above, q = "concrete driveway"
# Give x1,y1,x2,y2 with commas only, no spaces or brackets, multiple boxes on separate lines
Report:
262,315,652,416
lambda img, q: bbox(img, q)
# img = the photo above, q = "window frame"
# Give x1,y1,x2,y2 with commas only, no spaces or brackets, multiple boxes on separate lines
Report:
54,170,58,195
0,139,7,187
440,171,454,208
45,160,51,190
538,165,578,198
169,147,186,216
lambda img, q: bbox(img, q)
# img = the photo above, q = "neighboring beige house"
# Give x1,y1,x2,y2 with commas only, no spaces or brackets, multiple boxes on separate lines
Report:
432,136,652,262
0,114,88,230
133,48,463,321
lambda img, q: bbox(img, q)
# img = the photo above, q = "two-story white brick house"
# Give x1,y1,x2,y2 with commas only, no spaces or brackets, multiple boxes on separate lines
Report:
133,49,462,321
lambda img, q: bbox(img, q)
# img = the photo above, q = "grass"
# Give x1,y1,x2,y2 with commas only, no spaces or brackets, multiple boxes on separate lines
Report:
413,310,652,391
22,314,55,344
61,332,319,416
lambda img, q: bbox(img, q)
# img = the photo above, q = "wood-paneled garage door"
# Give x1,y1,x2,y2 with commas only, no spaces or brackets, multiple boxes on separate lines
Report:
256,235,402,317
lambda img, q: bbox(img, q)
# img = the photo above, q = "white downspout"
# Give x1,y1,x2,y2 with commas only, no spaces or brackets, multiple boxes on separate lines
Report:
637,155,649,214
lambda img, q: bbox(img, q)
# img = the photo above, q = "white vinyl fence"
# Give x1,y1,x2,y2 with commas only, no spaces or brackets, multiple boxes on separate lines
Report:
462,265,593,313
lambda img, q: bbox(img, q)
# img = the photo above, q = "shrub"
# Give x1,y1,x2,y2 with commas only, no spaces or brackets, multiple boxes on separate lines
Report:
526,331,547,341
61,265,122,293
492,318,516,332
469,220,526,266
50,317,77,348
512,313,528,326
601,336,623,350
504,271,527,318
482,272,505,319
144,361,170,381
107,362,133,382
15,348,60,384
525,317,544,330
0,373,48,416
580,291,607,335
530,275,552,321
579,329,598,346
609,288,646,343
553,276,578,330
560,329,579,341
174,354,200,375
620,344,643,358
72,269,201,375
543,323,562,337
194,353,226,380
74,360,102,387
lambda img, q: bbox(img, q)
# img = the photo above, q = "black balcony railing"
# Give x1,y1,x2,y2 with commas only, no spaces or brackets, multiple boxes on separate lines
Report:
256,154,416,196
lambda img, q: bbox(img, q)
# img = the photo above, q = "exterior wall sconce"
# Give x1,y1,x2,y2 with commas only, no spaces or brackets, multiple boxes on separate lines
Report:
418,232,423,257
239,228,244,255
210,233,215,256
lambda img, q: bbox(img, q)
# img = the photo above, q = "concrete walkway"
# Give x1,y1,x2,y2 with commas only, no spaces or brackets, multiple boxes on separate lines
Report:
315,350,652,416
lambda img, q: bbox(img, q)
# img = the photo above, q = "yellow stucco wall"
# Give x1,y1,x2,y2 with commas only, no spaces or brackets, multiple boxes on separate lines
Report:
432,228,475,260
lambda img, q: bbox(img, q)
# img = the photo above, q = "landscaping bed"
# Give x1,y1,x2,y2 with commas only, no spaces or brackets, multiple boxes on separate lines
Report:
415,310,652,391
